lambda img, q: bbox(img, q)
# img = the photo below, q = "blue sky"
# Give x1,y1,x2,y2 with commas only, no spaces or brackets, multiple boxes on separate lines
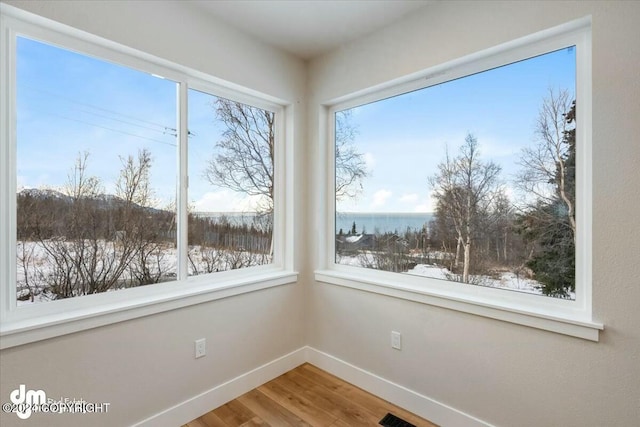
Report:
16,36,575,214
337,46,576,213
17,37,178,206
17,36,261,212
187,88,271,212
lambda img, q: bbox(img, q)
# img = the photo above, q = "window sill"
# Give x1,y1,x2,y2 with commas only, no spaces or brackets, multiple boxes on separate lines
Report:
314,269,602,341
0,270,298,349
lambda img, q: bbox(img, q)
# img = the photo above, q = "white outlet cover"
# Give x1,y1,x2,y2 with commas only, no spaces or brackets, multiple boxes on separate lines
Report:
195,338,206,358
391,331,401,350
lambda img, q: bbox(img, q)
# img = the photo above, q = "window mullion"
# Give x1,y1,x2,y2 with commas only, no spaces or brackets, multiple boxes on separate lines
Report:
1,22,17,318
177,81,189,280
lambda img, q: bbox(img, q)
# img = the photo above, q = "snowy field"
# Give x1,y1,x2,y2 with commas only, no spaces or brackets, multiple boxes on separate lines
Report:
336,252,574,298
15,241,271,305
15,240,573,305
408,264,544,295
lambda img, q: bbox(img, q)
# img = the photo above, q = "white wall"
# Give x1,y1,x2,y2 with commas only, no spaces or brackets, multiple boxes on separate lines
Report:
308,1,640,426
0,1,308,426
2,1,639,426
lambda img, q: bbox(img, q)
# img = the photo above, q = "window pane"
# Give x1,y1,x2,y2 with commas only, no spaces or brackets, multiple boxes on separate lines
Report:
335,47,577,299
16,37,178,304
187,89,274,275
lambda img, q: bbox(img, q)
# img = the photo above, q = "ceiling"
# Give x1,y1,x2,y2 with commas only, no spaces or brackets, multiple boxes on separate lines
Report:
188,0,433,60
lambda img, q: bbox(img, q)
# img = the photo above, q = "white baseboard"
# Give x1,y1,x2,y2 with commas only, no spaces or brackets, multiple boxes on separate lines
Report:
133,346,491,427
305,346,493,427
132,347,307,427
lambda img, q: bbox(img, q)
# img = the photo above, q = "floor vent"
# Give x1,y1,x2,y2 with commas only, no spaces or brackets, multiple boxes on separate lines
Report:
379,412,416,427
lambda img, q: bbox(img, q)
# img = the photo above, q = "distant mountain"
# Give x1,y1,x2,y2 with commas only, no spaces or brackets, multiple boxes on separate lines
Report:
18,188,167,215
19,188,72,202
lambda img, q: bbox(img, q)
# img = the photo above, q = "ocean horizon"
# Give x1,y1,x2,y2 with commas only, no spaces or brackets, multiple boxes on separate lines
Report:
336,212,434,234
193,211,434,234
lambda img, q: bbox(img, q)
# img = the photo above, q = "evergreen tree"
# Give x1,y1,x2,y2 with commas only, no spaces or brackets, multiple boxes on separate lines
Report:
517,200,574,297
517,98,576,298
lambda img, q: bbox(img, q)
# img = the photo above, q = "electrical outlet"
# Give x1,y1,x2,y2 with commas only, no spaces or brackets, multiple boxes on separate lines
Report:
195,338,206,358
391,331,401,350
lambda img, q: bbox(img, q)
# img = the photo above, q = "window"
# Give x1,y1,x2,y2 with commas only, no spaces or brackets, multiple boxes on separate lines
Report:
335,47,577,299
0,8,292,347
318,18,601,340
187,89,274,276
16,36,179,304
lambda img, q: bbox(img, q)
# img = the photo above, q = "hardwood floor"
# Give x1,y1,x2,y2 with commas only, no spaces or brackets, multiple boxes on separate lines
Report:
183,363,438,427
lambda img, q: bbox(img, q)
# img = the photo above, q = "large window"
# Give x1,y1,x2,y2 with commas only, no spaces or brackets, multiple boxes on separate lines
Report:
321,19,599,339
335,47,577,299
16,36,179,304
0,9,290,346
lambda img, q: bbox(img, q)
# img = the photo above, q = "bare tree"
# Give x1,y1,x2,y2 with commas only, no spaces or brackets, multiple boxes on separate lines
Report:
429,134,502,283
24,150,173,299
515,89,576,297
205,98,275,212
517,88,576,240
335,110,368,200
17,240,41,301
128,244,167,285
116,148,153,207
188,246,224,275
491,190,514,264
65,151,102,200
115,149,174,285
204,99,369,211
36,153,135,298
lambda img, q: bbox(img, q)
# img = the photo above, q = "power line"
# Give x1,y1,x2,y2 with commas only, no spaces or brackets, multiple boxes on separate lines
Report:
67,105,177,137
19,83,176,132
37,110,177,147
19,85,201,146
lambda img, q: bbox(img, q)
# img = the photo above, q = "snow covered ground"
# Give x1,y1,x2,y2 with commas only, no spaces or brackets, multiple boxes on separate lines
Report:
336,252,575,298
15,241,271,305
15,240,573,305
407,264,545,295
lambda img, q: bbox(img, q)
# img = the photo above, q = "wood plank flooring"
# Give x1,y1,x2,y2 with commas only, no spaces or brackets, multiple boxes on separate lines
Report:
183,363,438,427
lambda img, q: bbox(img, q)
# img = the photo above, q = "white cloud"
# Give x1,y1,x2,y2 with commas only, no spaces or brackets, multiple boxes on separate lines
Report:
399,193,419,203
478,136,521,159
413,200,434,213
413,191,436,213
371,189,392,208
364,152,376,170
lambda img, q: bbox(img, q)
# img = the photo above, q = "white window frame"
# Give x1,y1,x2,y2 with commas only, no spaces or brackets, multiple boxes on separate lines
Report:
0,5,296,349
315,17,603,341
